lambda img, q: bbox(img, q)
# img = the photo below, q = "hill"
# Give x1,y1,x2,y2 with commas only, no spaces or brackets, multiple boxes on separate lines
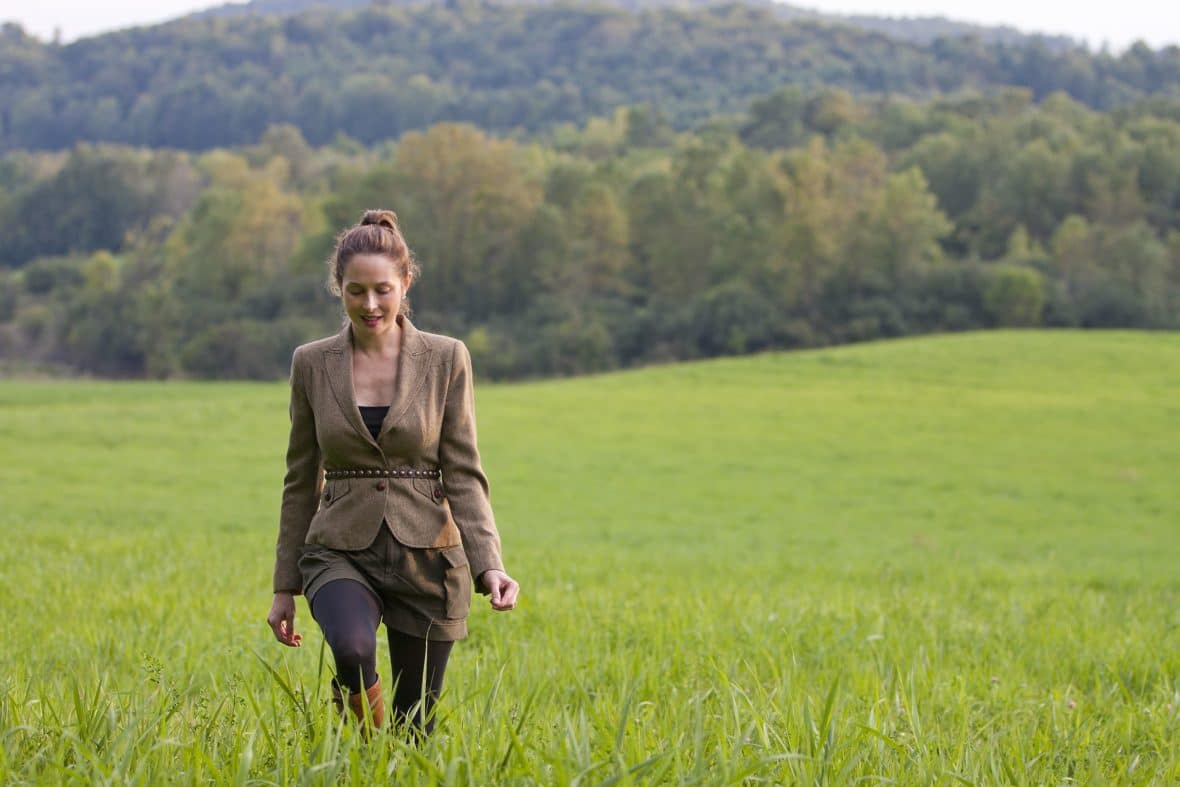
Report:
189,0,1079,49
1,330,1177,781
1,3,1175,151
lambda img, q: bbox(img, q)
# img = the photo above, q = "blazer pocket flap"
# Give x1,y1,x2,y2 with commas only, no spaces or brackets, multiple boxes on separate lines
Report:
441,545,468,569
413,477,445,505
321,478,351,505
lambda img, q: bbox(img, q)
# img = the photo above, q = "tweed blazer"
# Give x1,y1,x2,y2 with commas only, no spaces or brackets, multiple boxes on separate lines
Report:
272,316,503,594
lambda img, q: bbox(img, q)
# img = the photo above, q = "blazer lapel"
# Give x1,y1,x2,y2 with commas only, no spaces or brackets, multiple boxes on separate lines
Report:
379,316,433,440
322,324,382,450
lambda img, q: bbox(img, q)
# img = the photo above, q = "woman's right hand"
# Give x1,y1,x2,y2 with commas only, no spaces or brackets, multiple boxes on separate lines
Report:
267,592,302,647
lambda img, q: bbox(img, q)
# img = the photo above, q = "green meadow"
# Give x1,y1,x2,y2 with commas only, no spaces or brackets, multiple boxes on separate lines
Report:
1,330,1178,784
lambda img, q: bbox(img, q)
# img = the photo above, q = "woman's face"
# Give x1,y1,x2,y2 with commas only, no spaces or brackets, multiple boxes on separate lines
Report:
340,253,411,340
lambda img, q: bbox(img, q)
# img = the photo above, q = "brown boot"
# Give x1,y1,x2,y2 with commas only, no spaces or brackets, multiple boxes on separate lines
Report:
331,679,385,737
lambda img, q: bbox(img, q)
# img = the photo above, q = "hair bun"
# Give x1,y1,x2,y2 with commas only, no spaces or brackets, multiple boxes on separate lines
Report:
359,209,399,231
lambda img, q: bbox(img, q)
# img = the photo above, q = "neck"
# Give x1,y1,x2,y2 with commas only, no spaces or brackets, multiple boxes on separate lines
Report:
350,315,404,356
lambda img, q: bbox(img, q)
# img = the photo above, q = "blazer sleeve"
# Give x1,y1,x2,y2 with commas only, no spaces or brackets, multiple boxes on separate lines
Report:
272,347,323,594
439,340,504,586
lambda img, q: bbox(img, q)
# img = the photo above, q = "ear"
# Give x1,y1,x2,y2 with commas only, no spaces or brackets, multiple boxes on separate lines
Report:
402,272,413,292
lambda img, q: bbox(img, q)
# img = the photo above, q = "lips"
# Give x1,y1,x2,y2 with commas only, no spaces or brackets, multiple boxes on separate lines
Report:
361,314,382,326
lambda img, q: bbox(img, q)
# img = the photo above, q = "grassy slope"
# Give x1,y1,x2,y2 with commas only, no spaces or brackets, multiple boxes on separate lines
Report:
0,330,1177,782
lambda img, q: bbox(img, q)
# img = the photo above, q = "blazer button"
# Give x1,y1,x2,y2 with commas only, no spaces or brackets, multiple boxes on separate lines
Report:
432,485,444,502
375,481,387,491
322,490,331,502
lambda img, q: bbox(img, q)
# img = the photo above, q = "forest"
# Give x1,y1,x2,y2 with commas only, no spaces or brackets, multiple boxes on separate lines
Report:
1,2,1177,151
190,0,1079,49
2,81,1177,379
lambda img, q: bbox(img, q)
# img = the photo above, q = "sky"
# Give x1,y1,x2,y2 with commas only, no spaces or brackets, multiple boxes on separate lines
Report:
2,0,1177,52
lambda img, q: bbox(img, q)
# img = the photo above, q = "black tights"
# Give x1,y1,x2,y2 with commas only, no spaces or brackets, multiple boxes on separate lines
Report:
310,579,453,734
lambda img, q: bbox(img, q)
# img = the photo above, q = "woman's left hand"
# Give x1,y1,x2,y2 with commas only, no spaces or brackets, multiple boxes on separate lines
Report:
479,569,520,611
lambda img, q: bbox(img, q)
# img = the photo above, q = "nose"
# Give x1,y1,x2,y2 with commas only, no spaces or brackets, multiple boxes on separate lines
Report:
364,292,379,311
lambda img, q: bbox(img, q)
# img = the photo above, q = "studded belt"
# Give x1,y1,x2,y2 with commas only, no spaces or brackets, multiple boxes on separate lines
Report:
323,467,441,480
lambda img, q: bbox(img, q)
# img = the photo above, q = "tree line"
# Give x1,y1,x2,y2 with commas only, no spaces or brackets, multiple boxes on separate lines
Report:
192,0,1078,50
1,87,1177,379
1,2,1177,152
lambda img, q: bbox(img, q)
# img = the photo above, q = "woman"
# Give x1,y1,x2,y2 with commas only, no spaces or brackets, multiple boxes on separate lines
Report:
266,209,519,736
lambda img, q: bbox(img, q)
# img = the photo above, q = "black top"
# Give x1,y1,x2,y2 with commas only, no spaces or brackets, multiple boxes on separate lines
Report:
358,405,390,440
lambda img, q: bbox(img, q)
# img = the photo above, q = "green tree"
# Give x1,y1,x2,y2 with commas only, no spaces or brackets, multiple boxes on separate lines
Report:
0,145,153,267
984,264,1046,327
382,124,545,322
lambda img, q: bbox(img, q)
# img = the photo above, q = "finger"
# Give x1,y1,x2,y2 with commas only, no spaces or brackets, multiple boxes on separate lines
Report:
488,578,503,606
494,582,516,610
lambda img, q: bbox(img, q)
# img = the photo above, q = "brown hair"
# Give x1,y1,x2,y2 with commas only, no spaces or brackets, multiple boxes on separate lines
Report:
327,209,421,316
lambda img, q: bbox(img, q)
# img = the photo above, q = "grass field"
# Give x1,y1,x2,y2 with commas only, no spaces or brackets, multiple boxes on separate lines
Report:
1,330,1178,784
